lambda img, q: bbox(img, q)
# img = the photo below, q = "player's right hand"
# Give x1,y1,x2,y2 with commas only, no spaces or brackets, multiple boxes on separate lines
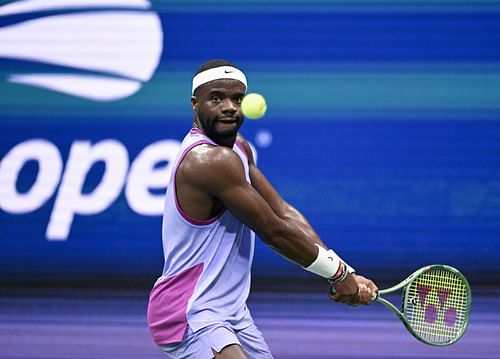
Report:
328,273,376,306
352,274,378,305
328,272,359,304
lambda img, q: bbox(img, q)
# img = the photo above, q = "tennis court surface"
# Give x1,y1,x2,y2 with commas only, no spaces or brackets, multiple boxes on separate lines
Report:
1,287,498,358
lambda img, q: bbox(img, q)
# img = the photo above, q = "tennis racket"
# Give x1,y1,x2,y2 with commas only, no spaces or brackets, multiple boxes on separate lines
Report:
373,264,472,346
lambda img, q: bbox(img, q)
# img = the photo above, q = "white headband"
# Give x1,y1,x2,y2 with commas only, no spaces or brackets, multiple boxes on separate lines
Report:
192,65,247,95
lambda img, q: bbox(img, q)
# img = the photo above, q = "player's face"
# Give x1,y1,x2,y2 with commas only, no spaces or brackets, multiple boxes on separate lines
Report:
192,79,246,140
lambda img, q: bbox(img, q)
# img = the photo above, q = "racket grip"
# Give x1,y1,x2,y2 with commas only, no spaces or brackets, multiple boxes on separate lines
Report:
330,285,379,301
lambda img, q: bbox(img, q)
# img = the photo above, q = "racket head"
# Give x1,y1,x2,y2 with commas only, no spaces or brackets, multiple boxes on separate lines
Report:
402,264,472,346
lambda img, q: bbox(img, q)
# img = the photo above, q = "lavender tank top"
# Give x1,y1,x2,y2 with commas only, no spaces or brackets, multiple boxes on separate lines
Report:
147,129,255,345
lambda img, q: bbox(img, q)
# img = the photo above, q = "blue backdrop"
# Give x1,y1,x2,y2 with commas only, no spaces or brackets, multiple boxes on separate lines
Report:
1,0,499,286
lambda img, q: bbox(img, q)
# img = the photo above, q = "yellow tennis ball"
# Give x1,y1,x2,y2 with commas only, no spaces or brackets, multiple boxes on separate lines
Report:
241,93,267,120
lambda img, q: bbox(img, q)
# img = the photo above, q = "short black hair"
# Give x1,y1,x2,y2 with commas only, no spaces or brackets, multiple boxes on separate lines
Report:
195,59,238,76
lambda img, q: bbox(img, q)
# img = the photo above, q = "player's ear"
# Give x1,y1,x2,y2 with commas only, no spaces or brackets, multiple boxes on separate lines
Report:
191,96,197,111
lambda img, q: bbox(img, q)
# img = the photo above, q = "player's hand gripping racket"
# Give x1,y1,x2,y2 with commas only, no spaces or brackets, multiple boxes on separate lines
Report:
373,264,471,346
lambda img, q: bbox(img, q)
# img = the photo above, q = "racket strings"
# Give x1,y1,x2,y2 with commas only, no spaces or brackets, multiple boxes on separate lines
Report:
404,267,470,344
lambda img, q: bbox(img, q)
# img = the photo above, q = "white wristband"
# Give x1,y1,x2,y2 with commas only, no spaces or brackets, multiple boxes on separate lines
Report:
303,244,341,279
303,244,355,279
327,249,356,274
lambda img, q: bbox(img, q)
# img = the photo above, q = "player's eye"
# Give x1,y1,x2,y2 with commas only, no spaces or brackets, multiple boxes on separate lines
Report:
211,96,221,103
234,96,243,104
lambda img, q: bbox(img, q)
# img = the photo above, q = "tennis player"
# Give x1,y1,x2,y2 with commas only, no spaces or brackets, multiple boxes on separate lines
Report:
147,59,378,359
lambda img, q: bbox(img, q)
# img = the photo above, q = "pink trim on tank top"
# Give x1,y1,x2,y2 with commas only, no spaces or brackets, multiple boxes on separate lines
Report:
173,140,226,226
189,128,207,136
234,138,248,159
147,263,204,345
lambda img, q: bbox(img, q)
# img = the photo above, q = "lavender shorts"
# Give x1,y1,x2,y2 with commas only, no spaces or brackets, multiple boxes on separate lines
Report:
159,322,274,359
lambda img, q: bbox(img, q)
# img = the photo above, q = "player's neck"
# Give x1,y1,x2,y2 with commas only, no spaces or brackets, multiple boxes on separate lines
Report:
192,124,236,148
210,133,236,147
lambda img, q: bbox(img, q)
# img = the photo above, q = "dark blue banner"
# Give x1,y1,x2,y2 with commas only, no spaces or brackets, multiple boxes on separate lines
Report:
1,0,500,286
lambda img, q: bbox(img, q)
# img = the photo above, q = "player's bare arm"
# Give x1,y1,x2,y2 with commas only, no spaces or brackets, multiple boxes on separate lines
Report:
237,135,326,248
177,143,374,304
178,144,317,266
237,135,378,304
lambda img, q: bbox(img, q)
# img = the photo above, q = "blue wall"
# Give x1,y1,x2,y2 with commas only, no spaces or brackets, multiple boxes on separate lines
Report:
1,0,500,286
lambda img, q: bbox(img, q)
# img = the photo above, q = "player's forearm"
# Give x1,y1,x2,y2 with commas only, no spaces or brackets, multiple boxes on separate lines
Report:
261,219,319,267
280,204,356,274
253,203,337,267
251,178,328,249
281,203,327,249
264,222,352,287
251,207,356,286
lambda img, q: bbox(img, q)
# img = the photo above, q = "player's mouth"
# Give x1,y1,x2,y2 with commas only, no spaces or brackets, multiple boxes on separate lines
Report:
217,116,240,125
218,116,238,123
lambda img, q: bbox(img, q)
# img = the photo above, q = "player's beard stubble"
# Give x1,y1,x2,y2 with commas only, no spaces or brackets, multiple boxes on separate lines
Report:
198,111,243,140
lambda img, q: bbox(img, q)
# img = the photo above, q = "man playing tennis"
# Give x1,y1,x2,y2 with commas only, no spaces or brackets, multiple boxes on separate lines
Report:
147,59,378,359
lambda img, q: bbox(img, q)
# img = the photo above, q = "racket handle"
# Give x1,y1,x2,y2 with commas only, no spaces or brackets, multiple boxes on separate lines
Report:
330,285,379,301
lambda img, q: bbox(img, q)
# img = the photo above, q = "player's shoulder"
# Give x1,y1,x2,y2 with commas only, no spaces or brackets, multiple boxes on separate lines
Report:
190,143,238,162
182,143,243,175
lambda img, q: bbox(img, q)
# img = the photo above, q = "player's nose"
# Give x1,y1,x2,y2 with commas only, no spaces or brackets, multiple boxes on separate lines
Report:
221,98,238,114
